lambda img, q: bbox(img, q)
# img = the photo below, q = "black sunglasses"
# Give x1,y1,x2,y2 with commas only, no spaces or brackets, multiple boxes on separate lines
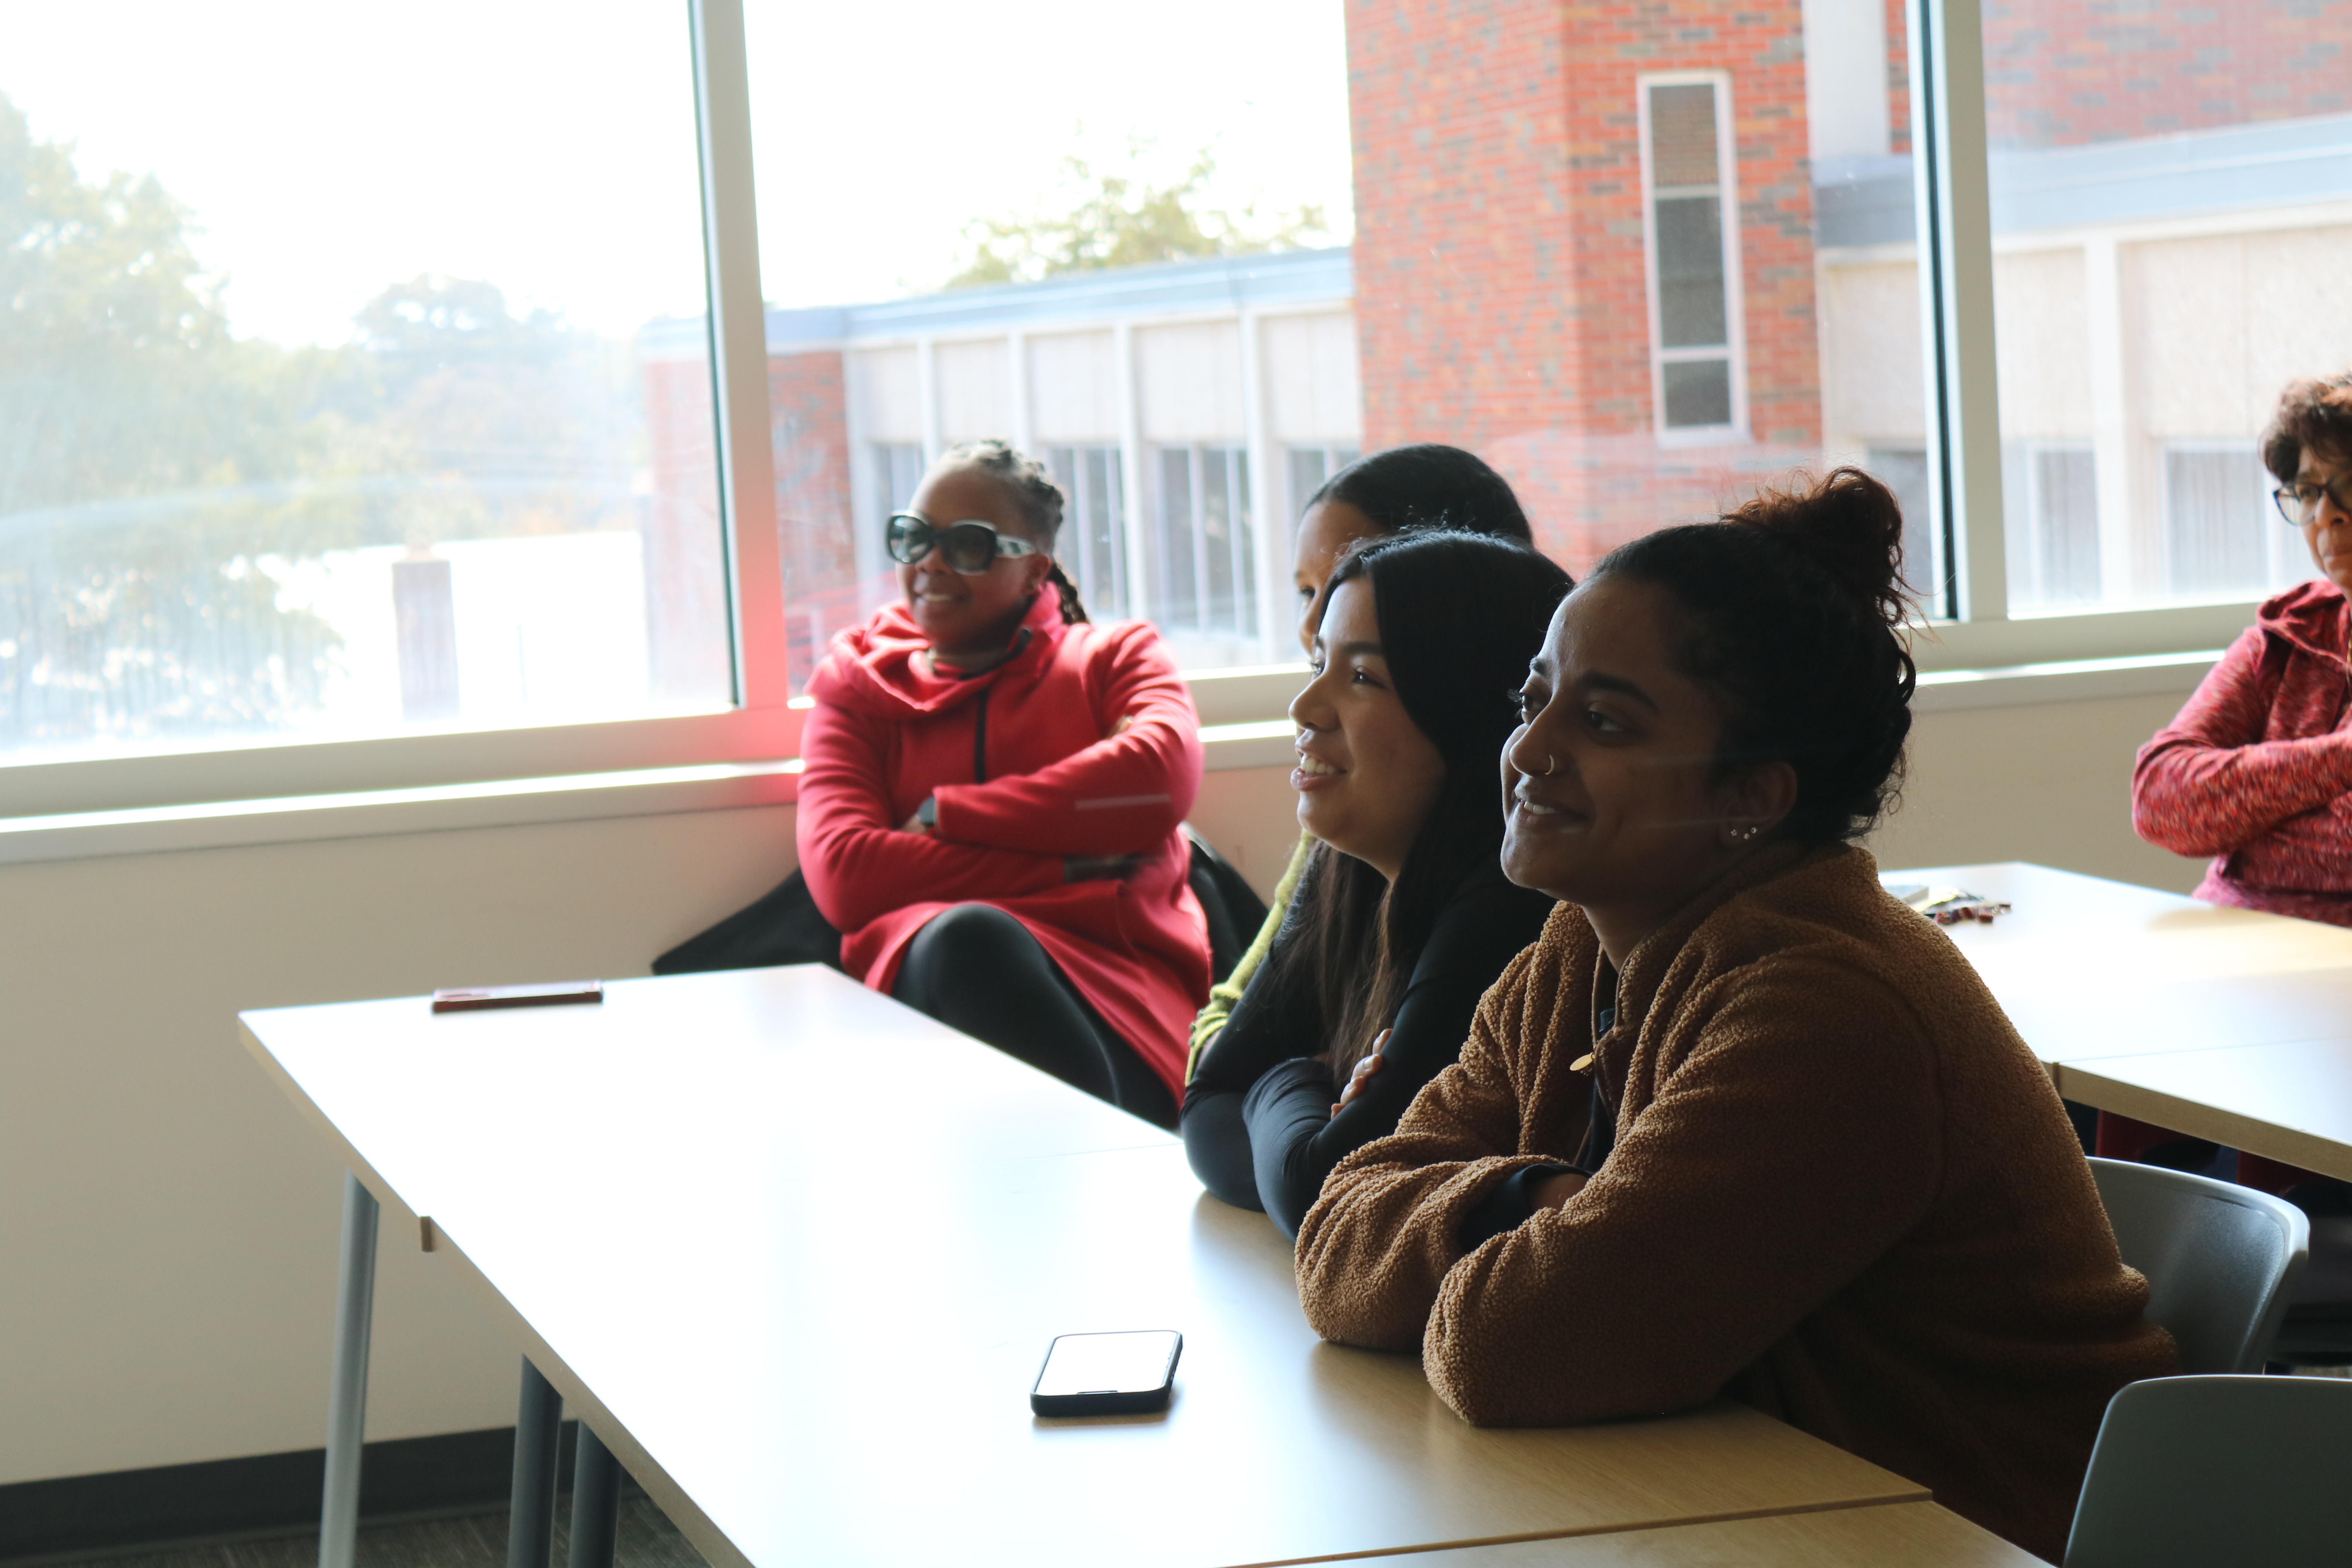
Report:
886,512,1039,574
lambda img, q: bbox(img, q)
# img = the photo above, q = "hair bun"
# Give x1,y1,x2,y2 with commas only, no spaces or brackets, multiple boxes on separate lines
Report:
1722,466,1911,629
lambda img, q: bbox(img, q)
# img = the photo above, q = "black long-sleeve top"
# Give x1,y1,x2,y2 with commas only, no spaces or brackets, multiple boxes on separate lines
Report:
1180,862,1556,1237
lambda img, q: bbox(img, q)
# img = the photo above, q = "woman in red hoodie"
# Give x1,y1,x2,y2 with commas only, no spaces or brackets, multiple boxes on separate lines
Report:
2134,371,2352,926
2118,372,2352,1192
796,440,1210,1128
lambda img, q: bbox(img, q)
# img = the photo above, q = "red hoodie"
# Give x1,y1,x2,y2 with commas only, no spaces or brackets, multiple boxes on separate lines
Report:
2133,577,2352,926
796,584,1211,1095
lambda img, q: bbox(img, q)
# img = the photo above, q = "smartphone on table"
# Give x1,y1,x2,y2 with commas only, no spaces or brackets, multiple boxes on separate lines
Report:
1030,1330,1181,1416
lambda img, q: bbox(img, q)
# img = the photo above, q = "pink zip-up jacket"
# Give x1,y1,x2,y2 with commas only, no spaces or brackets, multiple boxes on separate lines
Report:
2132,578,2352,926
797,584,1211,1095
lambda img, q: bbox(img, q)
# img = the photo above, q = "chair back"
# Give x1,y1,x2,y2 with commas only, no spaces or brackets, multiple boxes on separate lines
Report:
2089,1156,2308,1373
2065,1374,2352,1568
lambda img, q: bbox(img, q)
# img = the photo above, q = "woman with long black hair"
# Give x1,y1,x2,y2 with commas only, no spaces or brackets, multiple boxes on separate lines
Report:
1182,530,1572,1235
1186,445,1537,1076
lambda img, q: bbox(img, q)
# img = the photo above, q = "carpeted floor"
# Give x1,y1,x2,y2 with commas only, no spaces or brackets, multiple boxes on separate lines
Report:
65,1498,708,1568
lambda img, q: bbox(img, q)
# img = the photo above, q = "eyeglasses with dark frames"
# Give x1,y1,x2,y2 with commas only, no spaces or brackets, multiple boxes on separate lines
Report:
2273,475,2352,526
886,512,1039,573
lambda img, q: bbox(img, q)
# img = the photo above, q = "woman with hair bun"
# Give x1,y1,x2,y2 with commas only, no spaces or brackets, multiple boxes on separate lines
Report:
797,440,1209,1128
1294,469,2174,1563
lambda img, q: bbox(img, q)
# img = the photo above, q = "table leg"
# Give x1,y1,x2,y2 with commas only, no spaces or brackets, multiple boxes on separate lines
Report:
507,1358,563,1568
566,1423,622,1568
319,1171,379,1568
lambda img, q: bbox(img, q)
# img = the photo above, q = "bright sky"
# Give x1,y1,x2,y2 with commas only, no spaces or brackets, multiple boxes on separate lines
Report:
3,0,1354,345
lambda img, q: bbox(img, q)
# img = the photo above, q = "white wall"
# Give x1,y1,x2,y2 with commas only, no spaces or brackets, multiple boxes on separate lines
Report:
0,686,2209,1487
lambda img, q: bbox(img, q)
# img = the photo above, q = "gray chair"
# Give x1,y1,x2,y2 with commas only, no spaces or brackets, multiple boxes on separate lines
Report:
2065,1374,2352,1568
2088,1156,2308,1373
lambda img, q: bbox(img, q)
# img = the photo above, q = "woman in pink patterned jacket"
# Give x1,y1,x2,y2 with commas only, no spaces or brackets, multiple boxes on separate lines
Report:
2118,373,2352,1194
2134,373,2352,926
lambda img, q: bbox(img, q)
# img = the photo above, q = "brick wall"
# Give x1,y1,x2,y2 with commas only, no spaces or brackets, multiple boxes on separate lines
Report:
1887,0,1912,154
1347,0,1825,575
1984,0,2352,147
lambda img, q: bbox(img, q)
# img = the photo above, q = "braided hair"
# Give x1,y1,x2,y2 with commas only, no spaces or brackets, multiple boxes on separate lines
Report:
936,439,1088,624
1591,466,1917,844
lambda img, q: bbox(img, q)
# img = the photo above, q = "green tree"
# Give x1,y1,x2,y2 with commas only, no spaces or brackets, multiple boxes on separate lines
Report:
0,91,352,751
0,90,652,755
947,147,1332,290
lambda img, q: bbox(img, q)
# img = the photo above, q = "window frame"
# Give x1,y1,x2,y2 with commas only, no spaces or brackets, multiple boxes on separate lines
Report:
1904,0,2287,664
2,0,2300,833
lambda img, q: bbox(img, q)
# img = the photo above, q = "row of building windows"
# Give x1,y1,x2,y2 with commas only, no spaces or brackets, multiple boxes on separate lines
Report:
873,438,1361,646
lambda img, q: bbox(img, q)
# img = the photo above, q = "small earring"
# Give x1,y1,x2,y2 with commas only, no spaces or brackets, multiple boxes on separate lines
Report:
1730,824,1759,842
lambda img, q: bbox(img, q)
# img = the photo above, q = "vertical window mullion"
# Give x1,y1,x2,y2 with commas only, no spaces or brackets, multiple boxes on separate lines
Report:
1909,0,2006,622
690,0,789,710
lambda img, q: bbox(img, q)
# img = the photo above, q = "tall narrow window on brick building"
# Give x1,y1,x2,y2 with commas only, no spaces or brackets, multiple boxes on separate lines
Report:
1641,76,1743,437
1982,0,2343,611
1,5,729,764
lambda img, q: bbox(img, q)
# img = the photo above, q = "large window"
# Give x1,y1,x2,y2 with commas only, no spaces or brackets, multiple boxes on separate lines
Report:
739,0,1356,681
1,4,728,768
7,0,2328,823
1981,0,2345,613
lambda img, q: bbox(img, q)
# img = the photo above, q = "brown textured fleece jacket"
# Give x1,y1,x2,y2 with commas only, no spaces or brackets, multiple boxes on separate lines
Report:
1295,843,2176,1564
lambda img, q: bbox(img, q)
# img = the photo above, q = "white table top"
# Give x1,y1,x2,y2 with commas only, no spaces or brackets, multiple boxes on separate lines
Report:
1882,862,2352,1065
242,965,1929,1568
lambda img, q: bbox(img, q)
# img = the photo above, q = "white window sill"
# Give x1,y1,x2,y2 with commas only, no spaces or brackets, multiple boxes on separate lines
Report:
0,651,2218,866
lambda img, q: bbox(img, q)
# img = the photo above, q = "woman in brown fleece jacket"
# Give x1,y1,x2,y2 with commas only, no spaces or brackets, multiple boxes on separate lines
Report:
1295,470,2176,1564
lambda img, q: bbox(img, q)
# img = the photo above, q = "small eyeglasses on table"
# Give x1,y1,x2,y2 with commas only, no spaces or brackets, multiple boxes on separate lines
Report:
887,512,1038,573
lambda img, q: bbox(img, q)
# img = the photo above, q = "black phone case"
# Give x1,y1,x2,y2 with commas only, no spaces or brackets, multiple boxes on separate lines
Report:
1029,1334,1182,1416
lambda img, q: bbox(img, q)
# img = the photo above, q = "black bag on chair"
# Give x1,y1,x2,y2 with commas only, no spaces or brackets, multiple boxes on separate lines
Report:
651,868,843,975
1185,830,1269,985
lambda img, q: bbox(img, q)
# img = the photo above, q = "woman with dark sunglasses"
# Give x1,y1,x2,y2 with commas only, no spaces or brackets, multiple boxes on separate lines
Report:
795,440,1212,1126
